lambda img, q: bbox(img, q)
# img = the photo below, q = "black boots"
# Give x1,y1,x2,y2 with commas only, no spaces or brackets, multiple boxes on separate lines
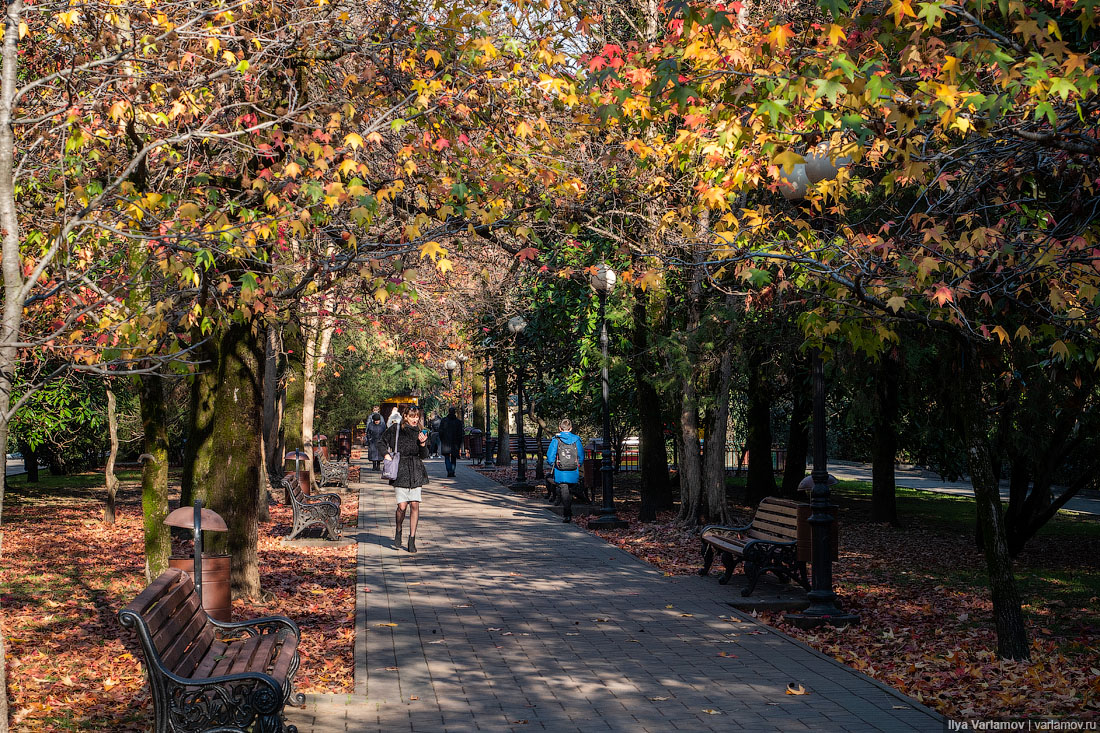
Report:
408,536,417,553
394,526,402,548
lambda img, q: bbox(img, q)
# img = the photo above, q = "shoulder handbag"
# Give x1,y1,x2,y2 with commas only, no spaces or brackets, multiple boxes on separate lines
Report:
381,422,401,480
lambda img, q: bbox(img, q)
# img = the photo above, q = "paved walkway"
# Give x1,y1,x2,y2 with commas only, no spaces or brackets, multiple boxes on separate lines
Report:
287,459,944,733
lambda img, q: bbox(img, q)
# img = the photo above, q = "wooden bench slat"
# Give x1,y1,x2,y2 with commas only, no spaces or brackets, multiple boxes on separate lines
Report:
161,601,213,672
192,639,228,679
143,580,196,646
150,589,203,658
122,569,188,618
269,630,298,681
172,621,216,678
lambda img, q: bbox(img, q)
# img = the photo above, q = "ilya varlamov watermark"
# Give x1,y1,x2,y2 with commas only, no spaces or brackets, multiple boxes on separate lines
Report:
947,720,1097,731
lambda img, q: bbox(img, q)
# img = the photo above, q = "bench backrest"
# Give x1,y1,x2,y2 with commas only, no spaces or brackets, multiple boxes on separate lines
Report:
119,568,216,678
751,496,838,561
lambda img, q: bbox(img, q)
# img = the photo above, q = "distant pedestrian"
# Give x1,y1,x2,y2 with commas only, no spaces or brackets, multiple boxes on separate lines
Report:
438,408,465,477
546,418,584,523
365,413,386,471
382,406,430,553
428,412,442,458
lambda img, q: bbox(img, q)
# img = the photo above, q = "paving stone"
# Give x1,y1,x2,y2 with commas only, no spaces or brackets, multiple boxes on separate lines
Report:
286,459,946,733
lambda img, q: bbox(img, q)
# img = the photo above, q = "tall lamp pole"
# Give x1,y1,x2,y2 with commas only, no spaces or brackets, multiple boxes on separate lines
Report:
457,354,468,422
588,263,627,530
484,353,493,465
508,316,531,490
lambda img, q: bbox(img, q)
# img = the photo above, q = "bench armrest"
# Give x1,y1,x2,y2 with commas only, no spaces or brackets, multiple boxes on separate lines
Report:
742,537,797,551
161,668,287,715
212,614,301,643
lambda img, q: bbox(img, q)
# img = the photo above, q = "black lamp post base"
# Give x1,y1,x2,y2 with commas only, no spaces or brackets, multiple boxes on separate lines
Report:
588,514,628,530
783,610,860,629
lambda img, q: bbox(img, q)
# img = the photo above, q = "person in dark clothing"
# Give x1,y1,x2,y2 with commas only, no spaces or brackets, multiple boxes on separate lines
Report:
438,408,464,477
382,406,430,552
428,413,442,458
365,413,387,471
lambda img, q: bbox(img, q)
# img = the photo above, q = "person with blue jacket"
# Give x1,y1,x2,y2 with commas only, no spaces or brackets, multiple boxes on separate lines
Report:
546,418,584,523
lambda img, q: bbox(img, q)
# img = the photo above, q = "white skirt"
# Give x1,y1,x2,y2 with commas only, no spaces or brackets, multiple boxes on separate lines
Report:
395,486,422,504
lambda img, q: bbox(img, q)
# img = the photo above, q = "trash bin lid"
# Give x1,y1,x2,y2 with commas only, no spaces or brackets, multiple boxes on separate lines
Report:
165,506,228,531
284,451,309,460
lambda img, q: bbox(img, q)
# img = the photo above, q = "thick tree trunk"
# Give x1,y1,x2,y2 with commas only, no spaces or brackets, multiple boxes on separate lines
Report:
780,380,811,498
676,226,707,525
282,355,304,454
744,347,776,506
871,355,900,525
104,389,119,525
184,321,265,598
139,373,170,582
634,288,671,521
701,346,734,525
262,322,283,479
495,359,511,466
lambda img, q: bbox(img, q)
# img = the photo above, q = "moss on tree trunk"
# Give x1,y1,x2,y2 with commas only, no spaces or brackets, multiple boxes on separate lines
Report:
139,373,170,581
183,320,264,599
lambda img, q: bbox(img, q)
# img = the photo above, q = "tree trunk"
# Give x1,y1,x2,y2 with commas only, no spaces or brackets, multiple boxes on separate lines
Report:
634,287,671,521
104,389,119,525
139,373,171,582
1,7,29,728
676,223,707,525
744,346,776,505
701,346,734,525
19,441,38,484
871,354,901,525
471,361,486,439
495,359,511,466
780,378,811,498
262,322,283,480
184,320,265,599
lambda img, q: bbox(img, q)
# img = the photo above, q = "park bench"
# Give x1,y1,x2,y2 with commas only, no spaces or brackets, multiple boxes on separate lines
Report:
318,460,349,490
285,482,342,541
118,568,303,733
699,496,836,597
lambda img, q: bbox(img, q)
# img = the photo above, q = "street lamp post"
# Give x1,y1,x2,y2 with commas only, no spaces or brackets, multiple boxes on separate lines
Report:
508,316,531,490
444,358,458,386
457,354,468,422
484,354,493,465
588,263,628,530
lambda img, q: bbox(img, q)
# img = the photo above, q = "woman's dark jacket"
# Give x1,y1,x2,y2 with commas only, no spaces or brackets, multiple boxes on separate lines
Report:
366,419,387,461
381,422,430,489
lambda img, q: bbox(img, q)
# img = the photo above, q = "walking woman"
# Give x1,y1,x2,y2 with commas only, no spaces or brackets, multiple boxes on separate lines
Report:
365,412,386,472
382,406,430,552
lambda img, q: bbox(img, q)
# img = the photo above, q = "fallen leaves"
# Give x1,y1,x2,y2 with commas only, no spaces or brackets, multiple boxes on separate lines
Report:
786,683,809,695
1,472,357,730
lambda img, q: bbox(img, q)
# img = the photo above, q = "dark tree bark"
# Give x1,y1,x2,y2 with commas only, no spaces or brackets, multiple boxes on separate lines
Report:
471,360,486,439
19,440,39,483
957,350,1030,660
634,287,671,521
139,373,171,582
183,320,265,599
871,354,901,525
780,378,811,498
262,322,283,480
701,346,734,525
494,358,511,466
744,346,776,506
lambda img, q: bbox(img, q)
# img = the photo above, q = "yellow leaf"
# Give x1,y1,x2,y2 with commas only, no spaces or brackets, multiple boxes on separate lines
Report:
345,133,364,150
515,120,533,139
282,161,301,179
1015,324,1032,342
18,22,28,40
991,325,1010,344
366,131,383,145
178,203,202,219
437,258,454,274
425,50,442,67
374,288,389,303
767,24,795,49
1051,340,1070,361
786,683,809,695
886,295,907,312
826,24,845,46
419,240,448,262
772,149,805,175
